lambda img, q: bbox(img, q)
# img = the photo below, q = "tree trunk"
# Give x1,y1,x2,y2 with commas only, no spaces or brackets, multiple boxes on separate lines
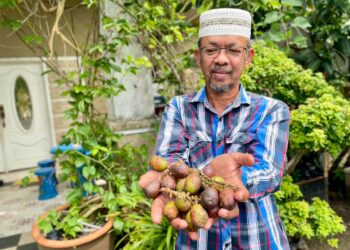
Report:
285,151,304,175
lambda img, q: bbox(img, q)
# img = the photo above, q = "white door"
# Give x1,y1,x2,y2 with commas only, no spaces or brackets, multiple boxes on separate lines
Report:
0,61,53,172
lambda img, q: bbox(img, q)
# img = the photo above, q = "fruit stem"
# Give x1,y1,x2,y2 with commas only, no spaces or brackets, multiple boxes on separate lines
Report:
190,169,240,191
160,188,200,204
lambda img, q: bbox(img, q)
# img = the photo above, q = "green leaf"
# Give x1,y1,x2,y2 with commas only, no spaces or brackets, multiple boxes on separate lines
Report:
113,218,125,233
75,158,84,167
0,19,21,31
82,166,90,178
0,0,17,8
23,35,43,44
183,2,192,13
90,147,98,156
291,17,311,29
292,35,308,48
265,11,281,24
282,0,302,7
195,0,203,8
83,182,93,193
175,3,184,13
266,30,285,42
38,219,52,235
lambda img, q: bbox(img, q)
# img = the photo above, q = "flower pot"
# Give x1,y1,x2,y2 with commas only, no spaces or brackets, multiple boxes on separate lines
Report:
32,203,114,250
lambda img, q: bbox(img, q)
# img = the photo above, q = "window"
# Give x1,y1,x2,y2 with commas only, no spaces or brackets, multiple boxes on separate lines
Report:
14,76,33,130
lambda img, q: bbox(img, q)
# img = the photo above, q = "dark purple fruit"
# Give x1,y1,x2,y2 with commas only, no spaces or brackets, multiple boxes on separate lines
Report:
175,197,191,212
163,201,179,221
169,160,190,178
160,175,176,190
219,189,236,210
149,155,168,172
207,206,219,218
143,180,161,198
200,187,219,210
184,173,201,194
190,204,209,228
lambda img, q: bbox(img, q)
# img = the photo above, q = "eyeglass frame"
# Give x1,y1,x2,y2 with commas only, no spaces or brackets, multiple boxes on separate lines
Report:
199,45,248,58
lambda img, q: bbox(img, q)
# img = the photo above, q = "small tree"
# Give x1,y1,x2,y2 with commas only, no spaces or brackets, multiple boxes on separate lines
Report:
242,41,350,174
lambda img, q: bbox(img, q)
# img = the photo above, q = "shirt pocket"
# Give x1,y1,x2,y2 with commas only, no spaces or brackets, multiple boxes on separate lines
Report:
185,130,212,168
226,132,255,153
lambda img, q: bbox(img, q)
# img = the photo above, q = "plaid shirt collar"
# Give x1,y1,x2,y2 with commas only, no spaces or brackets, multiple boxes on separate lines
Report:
190,84,251,115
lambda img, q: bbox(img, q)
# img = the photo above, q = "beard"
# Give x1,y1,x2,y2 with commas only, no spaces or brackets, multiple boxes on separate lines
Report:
208,80,235,94
207,65,235,94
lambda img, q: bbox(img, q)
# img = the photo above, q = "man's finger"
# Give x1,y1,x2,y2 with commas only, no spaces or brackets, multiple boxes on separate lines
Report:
204,217,216,230
235,188,250,202
230,152,254,167
188,231,199,241
139,170,162,188
203,165,216,177
171,218,188,230
151,196,166,224
218,206,239,220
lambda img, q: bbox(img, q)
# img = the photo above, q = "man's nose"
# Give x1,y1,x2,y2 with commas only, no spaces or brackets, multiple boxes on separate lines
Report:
214,48,230,64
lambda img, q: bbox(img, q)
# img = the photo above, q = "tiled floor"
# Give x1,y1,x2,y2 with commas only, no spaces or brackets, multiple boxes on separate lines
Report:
0,170,70,250
0,232,38,250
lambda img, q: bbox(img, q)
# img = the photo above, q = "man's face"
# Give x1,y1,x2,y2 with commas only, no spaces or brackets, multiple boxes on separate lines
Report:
194,35,254,94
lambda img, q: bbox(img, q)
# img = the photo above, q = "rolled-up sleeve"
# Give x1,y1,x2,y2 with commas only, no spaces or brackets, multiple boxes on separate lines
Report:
241,102,290,199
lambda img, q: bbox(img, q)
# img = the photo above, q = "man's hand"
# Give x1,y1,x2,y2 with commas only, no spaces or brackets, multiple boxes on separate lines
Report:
205,152,254,219
139,170,215,240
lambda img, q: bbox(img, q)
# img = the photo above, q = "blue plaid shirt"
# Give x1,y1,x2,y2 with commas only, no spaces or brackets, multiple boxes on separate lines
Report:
154,85,290,250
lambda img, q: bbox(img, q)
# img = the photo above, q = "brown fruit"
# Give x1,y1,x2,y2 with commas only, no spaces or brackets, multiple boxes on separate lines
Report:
211,175,225,183
175,197,192,212
160,175,176,190
143,180,161,198
190,204,209,228
219,189,236,210
200,187,219,210
184,173,201,194
203,165,215,177
185,211,197,231
207,206,219,218
149,155,168,172
163,201,179,221
176,178,186,191
169,160,190,178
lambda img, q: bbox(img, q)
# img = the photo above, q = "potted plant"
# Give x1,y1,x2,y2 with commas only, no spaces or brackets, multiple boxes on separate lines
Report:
32,202,114,250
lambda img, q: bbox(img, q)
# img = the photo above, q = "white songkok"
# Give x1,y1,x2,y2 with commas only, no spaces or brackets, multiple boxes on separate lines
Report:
199,8,251,39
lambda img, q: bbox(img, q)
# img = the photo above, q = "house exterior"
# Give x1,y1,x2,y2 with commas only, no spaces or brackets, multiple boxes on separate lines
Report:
0,2,155,173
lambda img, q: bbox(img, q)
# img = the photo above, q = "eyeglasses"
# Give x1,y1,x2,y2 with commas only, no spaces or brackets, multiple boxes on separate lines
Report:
200,46,247,58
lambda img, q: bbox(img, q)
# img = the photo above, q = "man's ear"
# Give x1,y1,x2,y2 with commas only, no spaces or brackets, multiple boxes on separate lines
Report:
194,49,201,67
245,48,255,67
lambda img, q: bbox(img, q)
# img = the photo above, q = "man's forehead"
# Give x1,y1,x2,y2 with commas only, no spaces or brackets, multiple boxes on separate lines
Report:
201,35,248,46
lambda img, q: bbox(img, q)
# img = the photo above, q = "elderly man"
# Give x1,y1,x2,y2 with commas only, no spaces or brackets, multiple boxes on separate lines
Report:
140,8,290,250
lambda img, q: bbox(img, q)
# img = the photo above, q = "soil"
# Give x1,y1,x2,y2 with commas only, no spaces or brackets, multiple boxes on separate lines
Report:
305,200,350,250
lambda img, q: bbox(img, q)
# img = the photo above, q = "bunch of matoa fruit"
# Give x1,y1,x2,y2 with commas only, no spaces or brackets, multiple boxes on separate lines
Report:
142,155,239,232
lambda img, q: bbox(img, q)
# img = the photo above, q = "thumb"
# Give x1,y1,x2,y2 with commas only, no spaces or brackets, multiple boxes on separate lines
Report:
230,153,254,167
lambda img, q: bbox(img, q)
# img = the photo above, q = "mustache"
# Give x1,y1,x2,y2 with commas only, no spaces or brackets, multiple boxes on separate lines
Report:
210,65,232,74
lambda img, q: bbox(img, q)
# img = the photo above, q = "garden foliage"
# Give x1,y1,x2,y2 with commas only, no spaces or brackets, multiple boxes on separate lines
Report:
275,176,346,248
0,0,348,248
